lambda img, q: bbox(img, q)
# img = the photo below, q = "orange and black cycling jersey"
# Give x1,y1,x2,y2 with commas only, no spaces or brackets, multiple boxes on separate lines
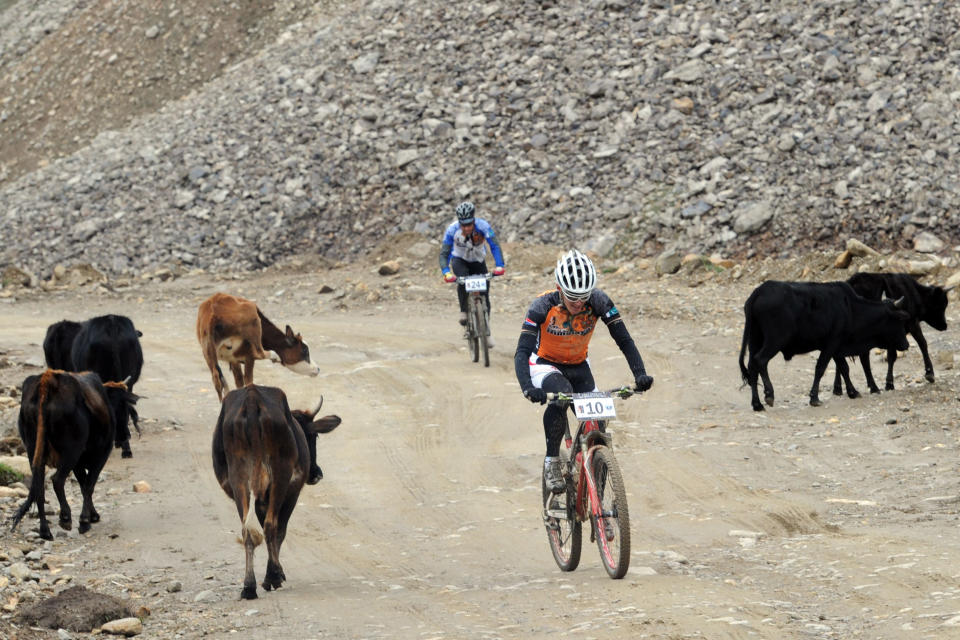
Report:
520,289,622,365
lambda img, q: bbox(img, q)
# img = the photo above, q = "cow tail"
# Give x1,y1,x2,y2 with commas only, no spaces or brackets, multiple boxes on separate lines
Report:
242,487,264,547
739,305,751,387
22,371,57,518
240,392,264,547
31,371,55,471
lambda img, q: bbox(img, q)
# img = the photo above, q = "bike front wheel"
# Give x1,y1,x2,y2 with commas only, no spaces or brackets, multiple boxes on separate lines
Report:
475,299,490,367
466,298,480,362
542,450,581,572
590,447,631,579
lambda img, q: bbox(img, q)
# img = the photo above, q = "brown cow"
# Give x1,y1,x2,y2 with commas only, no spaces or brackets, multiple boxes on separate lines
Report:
12,370,137,540
197,293,320,401
212,385,340,599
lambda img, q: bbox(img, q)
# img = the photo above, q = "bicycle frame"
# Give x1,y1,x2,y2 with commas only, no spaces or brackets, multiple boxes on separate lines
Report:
565,415,612,530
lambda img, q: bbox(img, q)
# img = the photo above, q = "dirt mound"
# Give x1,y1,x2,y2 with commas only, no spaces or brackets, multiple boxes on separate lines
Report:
17,585,135,632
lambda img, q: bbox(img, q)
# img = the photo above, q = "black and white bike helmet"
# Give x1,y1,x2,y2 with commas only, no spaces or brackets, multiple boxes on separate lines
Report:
555,249,596,302
455,201,476,225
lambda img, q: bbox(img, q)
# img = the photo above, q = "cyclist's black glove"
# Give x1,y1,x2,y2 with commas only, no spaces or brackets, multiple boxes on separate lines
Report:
634,375,654,392
523,388,547,405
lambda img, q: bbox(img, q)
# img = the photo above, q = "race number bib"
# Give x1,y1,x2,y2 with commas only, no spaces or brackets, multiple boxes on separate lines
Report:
571,392,617,420
464,276,488,292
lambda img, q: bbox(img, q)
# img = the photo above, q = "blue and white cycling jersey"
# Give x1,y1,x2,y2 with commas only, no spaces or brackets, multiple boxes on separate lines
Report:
439,217,505,270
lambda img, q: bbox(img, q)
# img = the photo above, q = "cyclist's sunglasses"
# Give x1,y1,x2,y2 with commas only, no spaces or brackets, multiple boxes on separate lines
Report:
560,289,591,303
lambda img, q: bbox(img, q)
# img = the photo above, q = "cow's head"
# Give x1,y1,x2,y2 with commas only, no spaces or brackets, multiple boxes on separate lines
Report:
276,325,320,377
880,297,911,352
291,396,341,485
923,286,949,331
102,378,140,436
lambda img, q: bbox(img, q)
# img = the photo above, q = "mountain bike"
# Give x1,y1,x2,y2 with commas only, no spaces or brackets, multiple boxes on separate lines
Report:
455,275,493,367
542,386,636,579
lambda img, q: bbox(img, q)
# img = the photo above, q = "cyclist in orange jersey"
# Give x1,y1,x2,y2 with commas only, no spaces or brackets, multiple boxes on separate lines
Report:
514,249,653,494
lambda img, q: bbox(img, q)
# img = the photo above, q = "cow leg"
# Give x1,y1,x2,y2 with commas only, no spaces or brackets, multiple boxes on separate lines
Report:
831,357,861,396
234,488,260,600
203,341,228,401
242,530,259,600
745,358,764,411
28,471,53,541
119,397,139,459
835,358,860,399
273,489,301,577
243,357,256,387
745,346,773,411
51,467,72,535
758,361,775,408
831,359,844,396
885,349,898,390
229,362,244,389
859,352,881,394
73,466,94,531
911,325,935,383
75,457,107,531
809,352,832,406
262,484,292,591
114,413,133,458
749,342,779,408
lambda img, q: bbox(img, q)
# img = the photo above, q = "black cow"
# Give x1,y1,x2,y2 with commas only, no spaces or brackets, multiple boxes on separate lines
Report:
11,370,137,540
43,315,144,458
739,281,910,411
212,385,341,599
42,320,82,370
831,273,949,394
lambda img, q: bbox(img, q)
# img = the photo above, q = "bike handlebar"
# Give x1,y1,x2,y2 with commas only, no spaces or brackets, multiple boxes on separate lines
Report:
451,274,497,285
546,386,638,404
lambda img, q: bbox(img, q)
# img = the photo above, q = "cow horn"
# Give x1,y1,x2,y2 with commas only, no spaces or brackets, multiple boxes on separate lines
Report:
945,285,956,293
122,376,132,385
311,396,324,418
893,296,905,309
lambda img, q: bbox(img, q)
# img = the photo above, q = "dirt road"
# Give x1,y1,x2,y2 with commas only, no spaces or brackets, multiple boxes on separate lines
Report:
2,255,960,639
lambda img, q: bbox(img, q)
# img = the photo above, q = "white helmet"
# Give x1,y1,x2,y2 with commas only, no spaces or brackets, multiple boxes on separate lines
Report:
555,249,596,301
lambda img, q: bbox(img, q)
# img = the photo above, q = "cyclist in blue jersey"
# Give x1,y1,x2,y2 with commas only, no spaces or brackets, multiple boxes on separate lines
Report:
439,201,506,346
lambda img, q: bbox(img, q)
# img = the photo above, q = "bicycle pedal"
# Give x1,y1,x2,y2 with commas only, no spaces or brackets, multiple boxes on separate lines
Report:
543,517,560,532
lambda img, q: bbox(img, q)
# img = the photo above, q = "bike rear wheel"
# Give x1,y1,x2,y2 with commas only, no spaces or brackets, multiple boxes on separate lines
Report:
590,447,630,579
543,449,581,572
466,298,479,362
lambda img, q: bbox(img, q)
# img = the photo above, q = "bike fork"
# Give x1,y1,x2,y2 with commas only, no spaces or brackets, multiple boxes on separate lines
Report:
581,446,610,543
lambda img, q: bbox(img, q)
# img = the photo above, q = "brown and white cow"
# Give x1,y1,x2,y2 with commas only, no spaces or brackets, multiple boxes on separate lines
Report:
212,385,340,599
197,293,320,401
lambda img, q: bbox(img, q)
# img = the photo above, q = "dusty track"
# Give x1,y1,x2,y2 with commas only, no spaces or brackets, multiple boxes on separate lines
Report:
2,259,960,639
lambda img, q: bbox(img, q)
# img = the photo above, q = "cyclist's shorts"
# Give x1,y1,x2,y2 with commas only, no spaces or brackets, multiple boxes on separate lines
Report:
528,354,597,390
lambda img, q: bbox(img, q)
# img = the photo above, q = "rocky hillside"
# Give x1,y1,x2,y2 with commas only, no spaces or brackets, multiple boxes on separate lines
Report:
1,0,959,280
